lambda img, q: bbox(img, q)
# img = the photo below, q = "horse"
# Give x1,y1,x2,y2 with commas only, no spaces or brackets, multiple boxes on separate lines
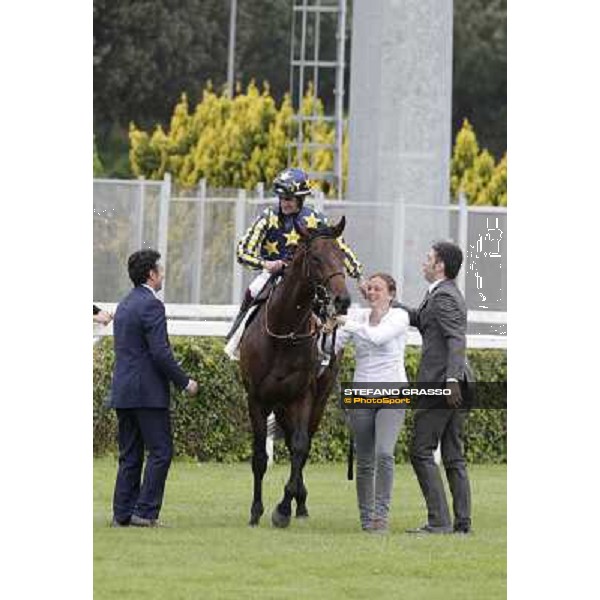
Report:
238,217,351,528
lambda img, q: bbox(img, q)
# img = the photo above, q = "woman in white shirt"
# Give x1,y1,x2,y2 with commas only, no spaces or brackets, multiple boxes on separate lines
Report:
334,273,409,533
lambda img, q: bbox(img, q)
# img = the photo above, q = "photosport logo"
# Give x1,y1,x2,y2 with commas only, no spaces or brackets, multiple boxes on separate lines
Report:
339,382,507,410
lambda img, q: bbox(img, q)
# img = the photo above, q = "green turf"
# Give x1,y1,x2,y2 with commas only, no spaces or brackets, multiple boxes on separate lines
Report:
94,458,506,600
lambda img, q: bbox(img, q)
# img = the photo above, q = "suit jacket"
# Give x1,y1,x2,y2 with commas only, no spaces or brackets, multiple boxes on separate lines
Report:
401,279,473,384
110,286,189,409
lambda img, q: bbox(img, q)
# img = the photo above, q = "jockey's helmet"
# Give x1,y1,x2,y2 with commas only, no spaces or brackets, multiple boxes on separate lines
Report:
273,168,312,206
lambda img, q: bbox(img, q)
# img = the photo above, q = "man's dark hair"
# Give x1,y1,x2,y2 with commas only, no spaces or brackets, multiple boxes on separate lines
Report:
128,249,161,286
432,241,463,279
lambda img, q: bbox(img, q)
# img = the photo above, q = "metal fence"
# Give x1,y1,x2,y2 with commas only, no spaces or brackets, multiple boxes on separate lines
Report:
93,176,506,336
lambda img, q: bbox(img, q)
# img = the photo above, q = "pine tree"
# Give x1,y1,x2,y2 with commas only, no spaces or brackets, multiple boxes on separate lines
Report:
478,154,507,206
450,119,507,205
130,88,506,205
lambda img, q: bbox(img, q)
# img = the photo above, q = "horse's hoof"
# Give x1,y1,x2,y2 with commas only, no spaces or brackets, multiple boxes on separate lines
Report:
295,507,309,519
249,504,264,527
271,507,291,528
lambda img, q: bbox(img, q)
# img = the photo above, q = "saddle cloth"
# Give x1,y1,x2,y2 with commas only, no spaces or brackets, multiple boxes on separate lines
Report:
224,305,259,361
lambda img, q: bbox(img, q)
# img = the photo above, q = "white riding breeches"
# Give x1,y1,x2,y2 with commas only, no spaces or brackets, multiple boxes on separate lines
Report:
248,269,272,298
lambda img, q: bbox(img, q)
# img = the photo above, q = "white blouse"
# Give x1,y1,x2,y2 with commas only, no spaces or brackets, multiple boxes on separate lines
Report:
334,308,409,383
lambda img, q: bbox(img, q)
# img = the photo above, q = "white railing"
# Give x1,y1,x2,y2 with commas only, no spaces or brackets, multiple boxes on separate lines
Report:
94,176,507,312
93,303,507,350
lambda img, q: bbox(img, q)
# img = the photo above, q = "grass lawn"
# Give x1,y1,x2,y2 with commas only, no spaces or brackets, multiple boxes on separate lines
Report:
94,458,506,600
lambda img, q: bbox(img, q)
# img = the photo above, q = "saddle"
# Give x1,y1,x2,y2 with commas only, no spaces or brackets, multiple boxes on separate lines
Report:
243,274,280,333
236,274,338,369
255,274,278,303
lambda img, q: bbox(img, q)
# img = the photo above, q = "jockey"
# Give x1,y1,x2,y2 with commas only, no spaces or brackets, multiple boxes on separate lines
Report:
226,167,364,340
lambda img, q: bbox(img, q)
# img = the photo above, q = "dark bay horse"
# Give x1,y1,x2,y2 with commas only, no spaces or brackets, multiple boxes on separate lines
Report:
239,217,351,528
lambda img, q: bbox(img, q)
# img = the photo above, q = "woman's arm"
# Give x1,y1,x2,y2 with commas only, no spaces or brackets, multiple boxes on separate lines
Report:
341,309,409,346
321,324,351,354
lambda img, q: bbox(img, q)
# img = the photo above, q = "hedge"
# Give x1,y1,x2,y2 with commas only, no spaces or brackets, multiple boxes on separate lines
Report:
93,337,506,463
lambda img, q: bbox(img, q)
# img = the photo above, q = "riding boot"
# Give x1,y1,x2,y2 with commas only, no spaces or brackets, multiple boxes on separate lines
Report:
226,289,254,341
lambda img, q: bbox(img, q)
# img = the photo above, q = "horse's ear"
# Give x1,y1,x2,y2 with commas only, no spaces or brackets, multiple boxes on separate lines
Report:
330,215,346,238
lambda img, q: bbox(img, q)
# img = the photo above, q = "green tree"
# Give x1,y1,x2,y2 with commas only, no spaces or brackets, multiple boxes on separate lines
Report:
94,0,229,130
94,0,230,176
93,137,104,176
96,0,505,174
478,154,507,207
130,81,346,194
131,91,506,204
451,119,507,206
453,0,507,158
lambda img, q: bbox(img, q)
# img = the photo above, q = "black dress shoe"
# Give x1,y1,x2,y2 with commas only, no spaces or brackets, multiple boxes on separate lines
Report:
130,514,165,527
110,517,130,528
454,520,472,534
454,526,472,535
405,523,453,534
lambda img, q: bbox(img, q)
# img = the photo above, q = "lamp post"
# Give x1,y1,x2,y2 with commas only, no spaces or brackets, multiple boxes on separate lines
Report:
226,0,238,97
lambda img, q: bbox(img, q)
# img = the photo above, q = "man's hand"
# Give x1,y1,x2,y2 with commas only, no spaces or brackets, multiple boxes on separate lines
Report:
334,315,347,327
93,310,113,325
185,379,199,397
263,260,285,274
446,380,462,408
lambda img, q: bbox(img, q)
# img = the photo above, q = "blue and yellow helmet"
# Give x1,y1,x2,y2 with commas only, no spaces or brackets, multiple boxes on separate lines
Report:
273,168,312,201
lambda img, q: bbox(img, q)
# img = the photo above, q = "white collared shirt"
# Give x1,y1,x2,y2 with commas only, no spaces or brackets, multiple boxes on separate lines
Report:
334,308,409,383
428,278,446,294
142,284,159,299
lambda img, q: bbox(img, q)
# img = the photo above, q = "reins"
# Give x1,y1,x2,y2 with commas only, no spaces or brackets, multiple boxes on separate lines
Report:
263,234,343,344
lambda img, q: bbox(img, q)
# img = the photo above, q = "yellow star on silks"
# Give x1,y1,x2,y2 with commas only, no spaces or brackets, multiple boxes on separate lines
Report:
264,240,279,256
268,213,279,228
283,229,301,246
303,213,320,229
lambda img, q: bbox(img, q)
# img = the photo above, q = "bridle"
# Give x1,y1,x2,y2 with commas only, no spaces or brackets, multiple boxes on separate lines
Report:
264,233,344,343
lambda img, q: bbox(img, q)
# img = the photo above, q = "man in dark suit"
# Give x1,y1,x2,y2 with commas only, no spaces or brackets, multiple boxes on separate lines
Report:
401,241,473,534
110,249,198,527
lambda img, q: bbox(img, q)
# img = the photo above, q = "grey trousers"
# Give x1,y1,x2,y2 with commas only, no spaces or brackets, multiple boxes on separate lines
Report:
349,408,406,527
410,408,471,530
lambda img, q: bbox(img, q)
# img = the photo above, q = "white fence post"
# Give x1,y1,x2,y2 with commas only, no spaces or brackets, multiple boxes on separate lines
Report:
135,176,145,249
256,181,264,202
158,173,172,299
457,191,468,296
232,188,247,304
314,188,325,214
191,178,206,304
